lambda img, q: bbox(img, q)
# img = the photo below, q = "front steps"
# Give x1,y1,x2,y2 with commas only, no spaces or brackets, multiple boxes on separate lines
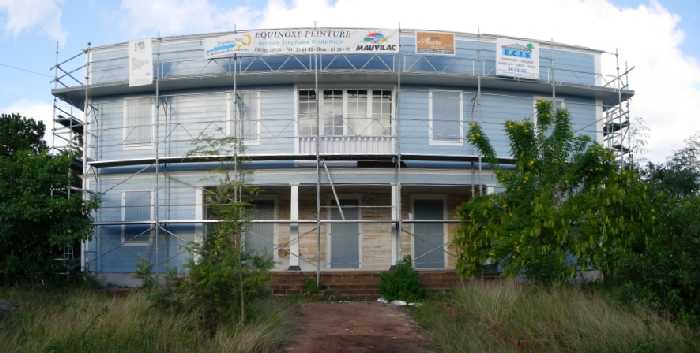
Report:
270,271,462,300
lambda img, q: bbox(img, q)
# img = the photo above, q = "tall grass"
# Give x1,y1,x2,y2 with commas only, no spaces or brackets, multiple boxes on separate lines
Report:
413,281,699,353
0,287,293,353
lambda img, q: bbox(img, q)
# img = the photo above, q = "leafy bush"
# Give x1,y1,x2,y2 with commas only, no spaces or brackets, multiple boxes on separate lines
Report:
379,256,425,302
458,101,700,324
0,114,97,284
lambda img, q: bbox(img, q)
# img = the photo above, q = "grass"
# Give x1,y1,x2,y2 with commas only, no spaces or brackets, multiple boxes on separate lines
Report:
413,280,699,353
0,287,294,353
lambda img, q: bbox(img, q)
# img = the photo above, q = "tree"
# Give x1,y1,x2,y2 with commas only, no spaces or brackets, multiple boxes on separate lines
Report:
0,113,47,156
456,100,642,284
145,130,273,336
0,114,97,284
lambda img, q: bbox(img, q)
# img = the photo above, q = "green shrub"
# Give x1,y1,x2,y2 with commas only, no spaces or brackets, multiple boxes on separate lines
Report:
379,256,425,302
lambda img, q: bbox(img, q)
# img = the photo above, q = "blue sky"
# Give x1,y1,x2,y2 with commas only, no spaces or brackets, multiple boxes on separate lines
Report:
0,0,698,161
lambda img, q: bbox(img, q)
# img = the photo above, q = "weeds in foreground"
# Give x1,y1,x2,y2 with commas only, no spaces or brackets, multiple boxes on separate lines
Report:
413,281,699,353
0,287,292,353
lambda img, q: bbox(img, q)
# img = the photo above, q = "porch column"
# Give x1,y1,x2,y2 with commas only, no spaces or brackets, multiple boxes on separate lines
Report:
391,183,400,266
288,183,301,270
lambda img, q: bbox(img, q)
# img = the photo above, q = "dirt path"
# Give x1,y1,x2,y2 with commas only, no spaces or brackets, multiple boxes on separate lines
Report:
284,302,434,353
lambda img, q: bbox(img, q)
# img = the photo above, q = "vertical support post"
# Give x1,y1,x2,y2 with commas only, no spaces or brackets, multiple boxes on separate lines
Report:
289,183,300,270
393,24,402,266
314,29,321,286
154,38,161,272
81,43,91,273
391,184,399,265
475,29,482,194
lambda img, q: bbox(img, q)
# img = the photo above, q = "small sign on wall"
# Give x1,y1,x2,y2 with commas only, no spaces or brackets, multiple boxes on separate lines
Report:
129,39,153,87
415,31,455,55
496,38,540,79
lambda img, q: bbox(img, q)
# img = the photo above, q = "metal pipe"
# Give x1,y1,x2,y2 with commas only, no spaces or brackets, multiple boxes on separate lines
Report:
154,38,161,272
314,23,321,286
93,219,463,225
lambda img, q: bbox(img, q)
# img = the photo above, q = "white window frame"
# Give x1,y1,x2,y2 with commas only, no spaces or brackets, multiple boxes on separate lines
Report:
296,88,394,138
409,194,448,270
121,190,154,246
244,196,279,263
428,89,464,146
122,97,155,150
227,90,262,145
325,195,363,269
532,96,566,126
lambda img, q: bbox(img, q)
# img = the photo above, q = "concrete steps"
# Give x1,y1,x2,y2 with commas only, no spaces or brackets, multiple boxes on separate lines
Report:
270,270,463,299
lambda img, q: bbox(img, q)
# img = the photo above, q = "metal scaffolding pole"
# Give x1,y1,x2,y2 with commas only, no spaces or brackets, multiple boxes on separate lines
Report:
394,25,402,265
81,43,91,272
314,37,321,286
154,38,161,271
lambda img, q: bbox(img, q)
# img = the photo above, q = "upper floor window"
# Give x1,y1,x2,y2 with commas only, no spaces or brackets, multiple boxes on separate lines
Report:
122,190,153,245
123,97,154,148
229,91,261,144
298,88,393,137
533,97,566,125
429,90,463,145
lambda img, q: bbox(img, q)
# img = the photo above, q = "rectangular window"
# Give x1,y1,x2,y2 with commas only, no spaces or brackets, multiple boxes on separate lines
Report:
123,97,154,148
321,89,343,136
231,91,261,143
371,90,392,136
346,89,368,136
430,90,463,144
533,97,566,125
298,89,317,136
297,88,392,137
122,190,152,244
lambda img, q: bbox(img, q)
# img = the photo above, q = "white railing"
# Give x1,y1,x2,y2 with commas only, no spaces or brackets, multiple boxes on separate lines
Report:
298,136,393,154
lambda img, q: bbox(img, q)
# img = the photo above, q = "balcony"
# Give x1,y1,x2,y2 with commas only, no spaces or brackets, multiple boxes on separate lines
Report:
298,136,393,155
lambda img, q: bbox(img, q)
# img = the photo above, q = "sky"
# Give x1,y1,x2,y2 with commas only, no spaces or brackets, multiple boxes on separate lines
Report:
0,0,698,162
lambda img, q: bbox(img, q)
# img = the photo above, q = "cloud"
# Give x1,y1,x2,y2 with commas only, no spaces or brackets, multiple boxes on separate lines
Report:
118,0,259,37
1,100,56,146
0,0,65,42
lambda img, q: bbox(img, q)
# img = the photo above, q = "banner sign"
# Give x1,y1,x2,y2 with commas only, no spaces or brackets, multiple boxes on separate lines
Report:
496,38,540,79
204,29,399,59
415,31,455,55
128,39,154,87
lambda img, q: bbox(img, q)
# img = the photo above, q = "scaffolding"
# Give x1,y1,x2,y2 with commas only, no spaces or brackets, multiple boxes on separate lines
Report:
50,27,634,285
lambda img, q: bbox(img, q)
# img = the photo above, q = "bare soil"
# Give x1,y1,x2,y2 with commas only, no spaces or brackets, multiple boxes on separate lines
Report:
284,302,434,353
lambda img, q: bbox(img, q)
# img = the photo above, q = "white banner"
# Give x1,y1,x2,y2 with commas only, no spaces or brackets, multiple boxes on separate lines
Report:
204,29,399,59
129,39,153,86
496,38,539,80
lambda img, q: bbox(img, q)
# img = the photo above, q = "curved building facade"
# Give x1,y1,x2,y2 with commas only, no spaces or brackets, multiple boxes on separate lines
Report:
51,27,633,286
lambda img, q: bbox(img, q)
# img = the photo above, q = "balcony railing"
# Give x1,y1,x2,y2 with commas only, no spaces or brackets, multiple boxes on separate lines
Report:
298,136,393,155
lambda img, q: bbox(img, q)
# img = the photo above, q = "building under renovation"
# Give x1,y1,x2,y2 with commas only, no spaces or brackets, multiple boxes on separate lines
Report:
50,27,633,287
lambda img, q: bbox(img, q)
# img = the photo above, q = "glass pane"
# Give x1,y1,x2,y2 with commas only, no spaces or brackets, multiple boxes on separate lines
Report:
346,90,367,136
433,91,461,141
124,191,151,242
125,98,152,145
298,90,317,136
235,92,258,140
371,90,392,136
321,90,343,136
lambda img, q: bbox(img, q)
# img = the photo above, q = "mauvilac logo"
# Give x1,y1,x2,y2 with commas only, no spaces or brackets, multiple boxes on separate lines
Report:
502,42,535,59
356,31,396,51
